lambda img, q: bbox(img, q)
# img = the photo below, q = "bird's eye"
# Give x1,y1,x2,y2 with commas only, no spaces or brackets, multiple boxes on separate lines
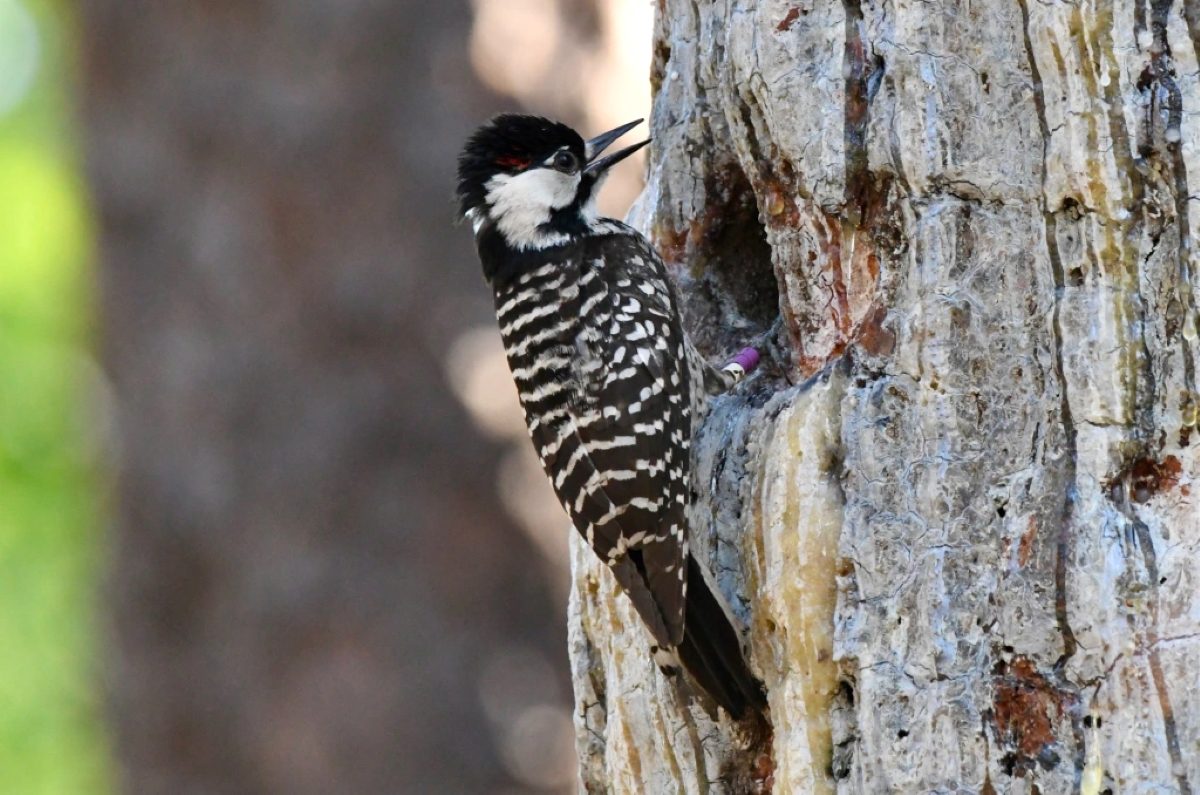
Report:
552,151,579,173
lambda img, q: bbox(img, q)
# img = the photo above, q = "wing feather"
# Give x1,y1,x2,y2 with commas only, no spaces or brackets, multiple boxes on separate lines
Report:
508,232,692,648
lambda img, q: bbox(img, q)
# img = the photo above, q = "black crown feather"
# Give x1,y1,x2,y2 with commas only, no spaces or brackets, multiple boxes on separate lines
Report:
456,114,585,218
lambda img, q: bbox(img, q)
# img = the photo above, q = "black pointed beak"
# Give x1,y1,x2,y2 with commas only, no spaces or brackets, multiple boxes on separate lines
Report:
584,118,642,160
584,119,650,175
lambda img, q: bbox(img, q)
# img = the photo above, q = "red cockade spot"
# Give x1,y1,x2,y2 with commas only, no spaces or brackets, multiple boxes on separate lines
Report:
496,155,531,170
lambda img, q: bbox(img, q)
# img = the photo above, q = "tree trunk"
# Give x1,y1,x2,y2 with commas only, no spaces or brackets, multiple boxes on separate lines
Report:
569,1,1200,791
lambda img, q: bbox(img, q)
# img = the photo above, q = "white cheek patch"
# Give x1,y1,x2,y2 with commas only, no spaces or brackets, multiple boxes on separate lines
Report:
485,169,580,249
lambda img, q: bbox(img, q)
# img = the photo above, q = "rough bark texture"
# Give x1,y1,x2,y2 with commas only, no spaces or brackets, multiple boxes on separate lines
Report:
570,0,1200,791
83,2,576,792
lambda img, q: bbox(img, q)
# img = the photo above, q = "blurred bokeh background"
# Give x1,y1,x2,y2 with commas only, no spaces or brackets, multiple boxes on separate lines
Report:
0,0,650,792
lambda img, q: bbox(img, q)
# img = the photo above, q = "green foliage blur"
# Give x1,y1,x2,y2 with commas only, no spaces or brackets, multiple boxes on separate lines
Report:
0,0,112,791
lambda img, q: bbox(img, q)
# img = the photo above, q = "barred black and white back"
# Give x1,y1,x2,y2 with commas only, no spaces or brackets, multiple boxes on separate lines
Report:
457,114,766,718
497,226,692,646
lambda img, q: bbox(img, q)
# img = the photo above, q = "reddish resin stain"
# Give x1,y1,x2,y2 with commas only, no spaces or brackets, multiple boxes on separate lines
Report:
992,657,1069,774
1018,516,1037,568
1131,455,1183,502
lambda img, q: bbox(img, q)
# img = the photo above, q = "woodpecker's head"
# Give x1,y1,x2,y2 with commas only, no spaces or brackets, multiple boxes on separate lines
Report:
456,114,648,250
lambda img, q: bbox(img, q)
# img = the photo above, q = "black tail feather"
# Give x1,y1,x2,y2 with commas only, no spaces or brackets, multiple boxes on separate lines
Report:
676,556,767,719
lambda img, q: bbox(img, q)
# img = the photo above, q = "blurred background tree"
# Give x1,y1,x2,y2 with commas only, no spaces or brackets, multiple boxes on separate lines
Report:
1,0,648,792
0,0,110,791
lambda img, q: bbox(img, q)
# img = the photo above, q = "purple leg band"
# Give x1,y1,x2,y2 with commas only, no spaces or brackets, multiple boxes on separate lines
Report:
730,347,760,372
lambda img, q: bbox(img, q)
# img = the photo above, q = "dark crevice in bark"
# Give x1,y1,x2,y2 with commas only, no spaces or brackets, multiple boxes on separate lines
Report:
1148,0,1199,400
1146,651,1191,795
883,69,913,200
1122,504,1194,795
734,94,770,186
829,674,857,781
1016,0,1080,676
842,0,868,225
841,0,889,222
1140,15,1193,790
838,0,897,380
1134,6,1196,788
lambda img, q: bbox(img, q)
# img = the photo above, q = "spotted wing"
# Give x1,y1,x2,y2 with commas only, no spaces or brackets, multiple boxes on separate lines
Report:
557,232,692,647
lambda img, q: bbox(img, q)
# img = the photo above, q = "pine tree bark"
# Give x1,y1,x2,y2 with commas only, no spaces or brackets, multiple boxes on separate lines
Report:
569,1,1200,791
